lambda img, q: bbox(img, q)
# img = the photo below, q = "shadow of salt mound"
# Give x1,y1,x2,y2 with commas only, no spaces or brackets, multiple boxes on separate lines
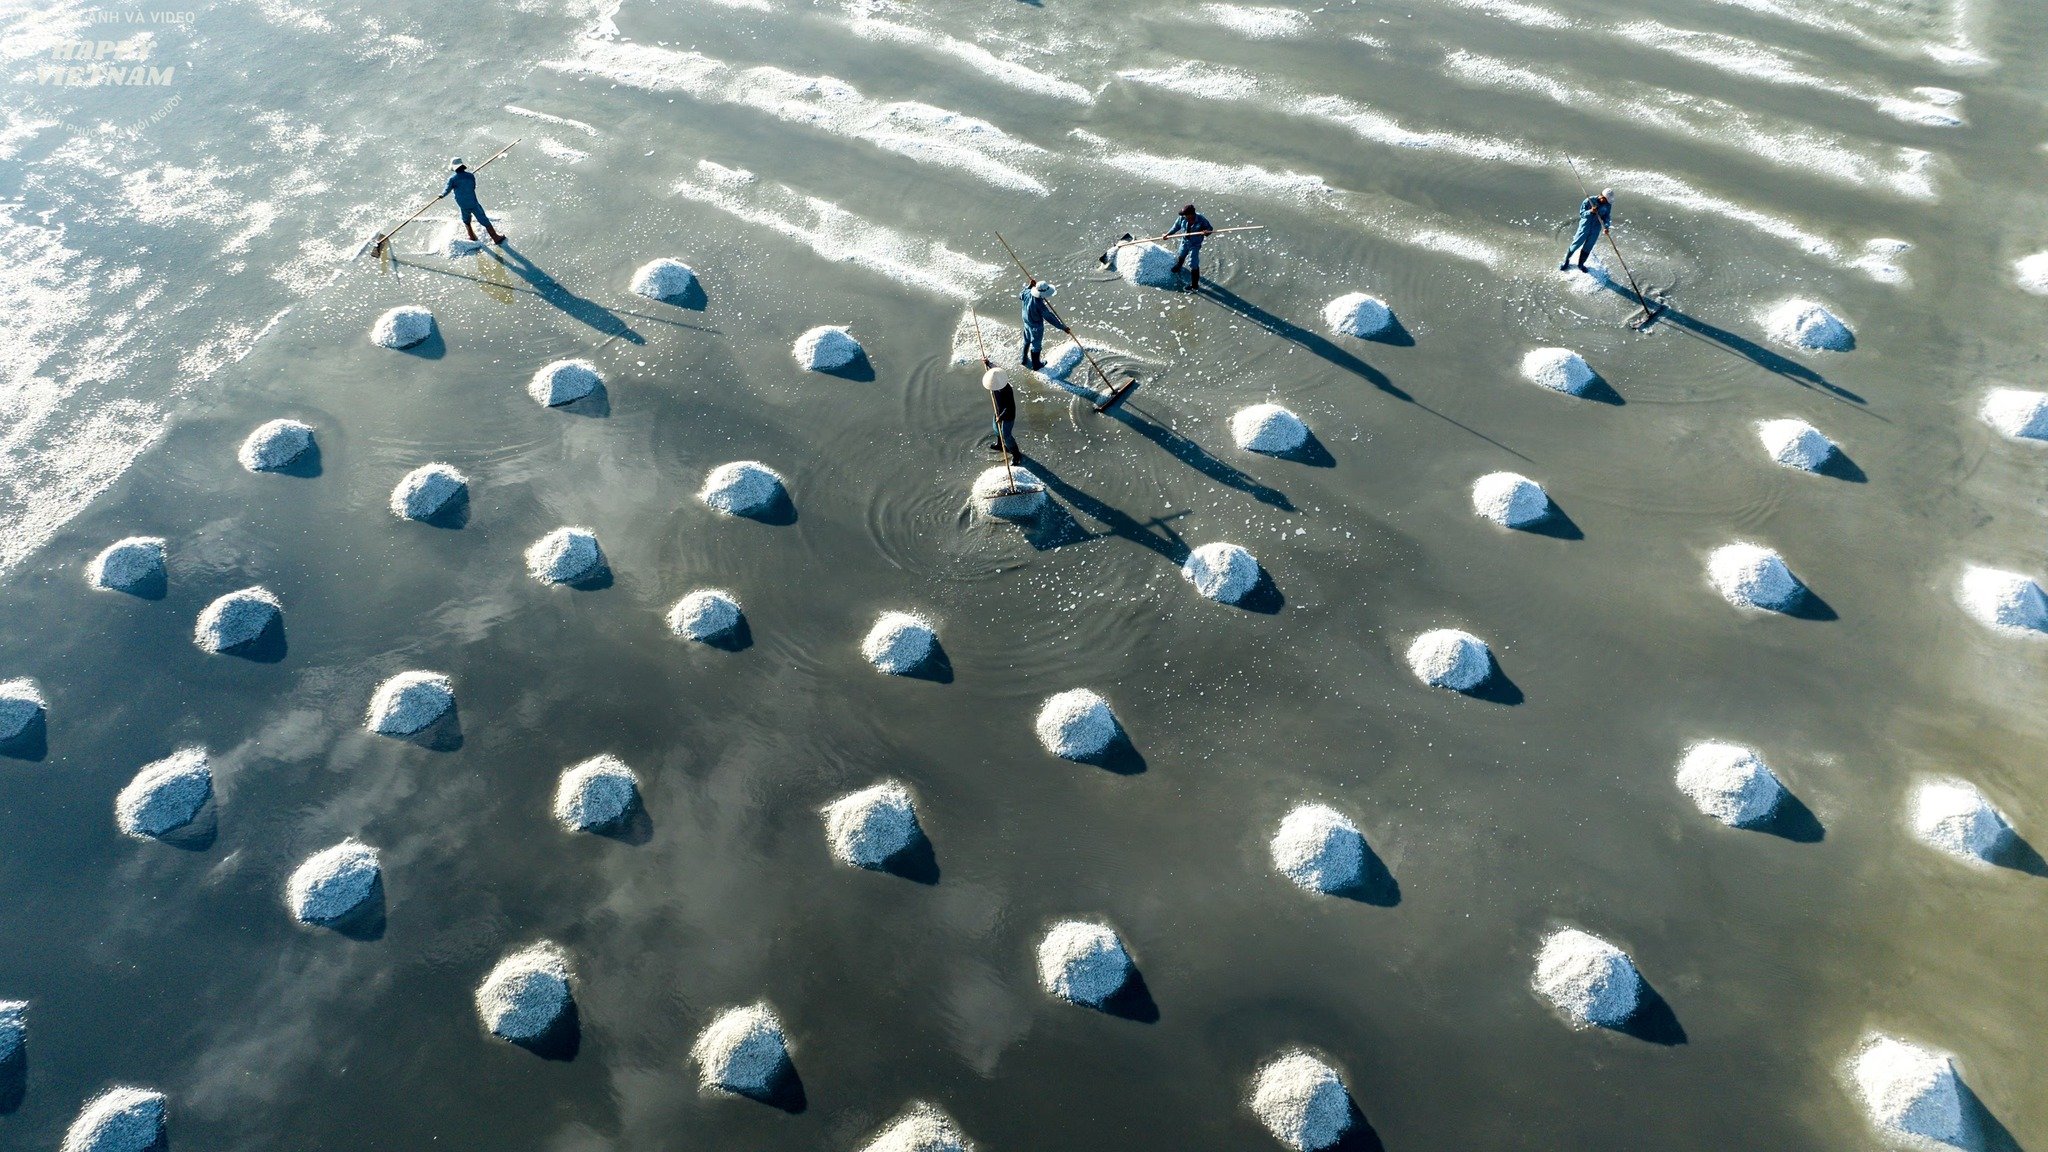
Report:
1746,790,1824,843
1327,1103,1388,1152
0,1047,22,1115
562,563,615,591
1098,967,1160,1023
114,569,169,600
222,615,289,663
159,796,219,852
1987,829,2048,878
398,327,447,361
1330,842,1401,907
420,488,471,530
513,1000,581,1061
401,702,464,752
0,713,47,762
1229,568,1285,615
1814,449,1868,483
1070,728,1146,776
554,385,610,419
269,441,323,478
813,350,877,383
1962,1079,2025,1152
730,1057,808,1113
655,280,708,311
728,491,798,527
1519,502,1584,540
593,801,653,846
1617,980,1687,1046
1107,401,1292,510
1571,372,1626,406
321,874,388,942
879,833,940,885
701,617,754,653
896,640,954,684
1459,661,1524,706
1781,585,1838,622
1269,429,1335,468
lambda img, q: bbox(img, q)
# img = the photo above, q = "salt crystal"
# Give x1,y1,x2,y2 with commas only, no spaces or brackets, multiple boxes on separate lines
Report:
1231,403,1309,454
1470,472,1551,528
700,461,787,517
1707,543,1804,612
61,1086,165,1152
365,670,454,736
369,305,434,349
1036,689,1120,760
793,325,864,371
1405,628,1492,692
630,258,698,300
1912,778,2011,864
1036,920,1134,1007
668,589,744,643
1757,419,1838,471
1852,1034,1964,1146
389,463,468,521
1111,240,1179,288
971,464,1046,518
1250,1050,1353,1151
1761,298,1853,351
1532,928,1641,1027
1674,742,1783,828
862,612,937,675
691,1002,790,1097
1270,804,1365,894
238,419,314,472
528,359,602,407
115,747,212,839
193,586,281,653
286,838,381,924
526,527,603,584
1980,389,2048,441
822,781,923,868
0,678,46,741
1322,292,1393,338
476,942,573,1042
858,1104,972,1152
1520,348,1595,395
1182,541,1261,604
88,536,166,593
1958,566,2048,635
553,755,641,832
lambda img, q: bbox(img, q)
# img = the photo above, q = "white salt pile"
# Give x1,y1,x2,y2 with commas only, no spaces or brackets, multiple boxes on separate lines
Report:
793,325,864,372
859,1105,971,1152
1405,628,1492,692
88,536,166,593
389,463,468,521
0,679,46,742
1707,543,1805,612
629,258,698,300
862,612,937,675
972,464,1047,518
476,942,573,1043
1036,920,1134,1007
528,358,602,407
1036,689,1120,760
525,527,604,584
552,755,641,832
1322,292,1394,339
668,589,744,643
692,1003,790,1097
115,748,212,840
0,1000,21,1064
1674,742,1784,828
700,461,788,517
1231,403,1309,454
1958,566,2048,635
1520,348,1596,396
1270,804,1366,895
1111,240,1179,288
1911,778,2011,865
1762,298,1853,351
1470,472,1551,529
1532,928,1642,1028
61,1086,165,1152
365,670,454,736
1757,419,1838,471
1182,541,1262,605
2014,252,2048,296
287,838,381,924
369,305,434,349
823,781,923,869
1251,1050,1354,1151
238,418,314,472
1853,1035,1965,1147
193,586,281,653
1979,389,2048,441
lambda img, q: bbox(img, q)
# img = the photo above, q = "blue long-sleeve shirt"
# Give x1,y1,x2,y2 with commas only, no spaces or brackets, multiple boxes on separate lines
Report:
1570,197,1610,245
1020,289,1069,332
1167,212,1213,249
443,169,481,209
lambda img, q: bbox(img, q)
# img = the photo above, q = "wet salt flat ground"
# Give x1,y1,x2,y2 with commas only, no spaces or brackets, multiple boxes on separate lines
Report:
5,0,2048,1147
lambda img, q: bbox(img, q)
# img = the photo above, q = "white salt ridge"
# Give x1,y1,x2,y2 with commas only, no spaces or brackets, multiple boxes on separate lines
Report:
1762,298,1853,351
824,781,923,869
1232,404,1308,453
1075,130,1335,202
1117,60,1264,102
1251,1050,1354,1151
528,358,602,407
62,1086,165,1152
1854,1035,1965,1146
287,838,381,924
238,418,314,472
1757,419,1838,471
1322,292,1394,338
504,103,600,135
369,304,433,349
1958,566,2048,635
1182,541,1262,604
1708,543,1805,612
526,527,604,584
366,670,454,735
668,589,744,643
476,942,573,1042
1111,240,1180,289
0,1000,22,1063
692,1002,790,1096
193,585,281,652
1613,20,1966,127
1675,742,1784,828
1912,778,2011,864
0,678,44,741
1036,920,1133,1007
389,463,467,521
847,17,1093,104
1199,3,1310,39
553,755,641,832
535,137,589,163
1532,928,1642,1027
1471,472,1551,528
2014,252,2048,295
115,747,212,839
862,612,936,675
1036,689,1120,760
1406,629,1492,692
629,258,697,300
972,465,1047,518
700,461,787,517
88,536,165,592
1851,237,1912,285
1979,389,2048,441
859,1104,971,1152
1521,347,1595,395
793,325,863,371
1270,804,1365,894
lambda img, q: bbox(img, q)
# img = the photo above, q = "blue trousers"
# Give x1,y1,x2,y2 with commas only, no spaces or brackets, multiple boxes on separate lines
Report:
457,199,495,232
1021,324,1045,364
1567,222,1599,264
994,415,1018,456
1176,239,1203,270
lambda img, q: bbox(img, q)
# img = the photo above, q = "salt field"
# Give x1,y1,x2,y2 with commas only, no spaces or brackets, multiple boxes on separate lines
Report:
3,0,2048,1147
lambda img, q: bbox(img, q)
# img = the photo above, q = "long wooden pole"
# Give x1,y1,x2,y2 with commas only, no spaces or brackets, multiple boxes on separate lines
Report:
992,231,1121,397
1106,224,1264,253
1562,157,1655,324
968,309,1016,492
366,139,519,258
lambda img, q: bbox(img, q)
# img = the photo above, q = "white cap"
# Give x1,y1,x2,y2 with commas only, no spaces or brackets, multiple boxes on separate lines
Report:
450,157,465,169
982,367,1009,392
1031,281,1055,298
1600,187,1613,199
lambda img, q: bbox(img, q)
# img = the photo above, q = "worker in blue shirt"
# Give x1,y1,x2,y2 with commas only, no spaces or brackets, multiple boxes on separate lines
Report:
1559,188,1612,272
444,157,506,246
1167,204,1213,290
1018,279,1070,371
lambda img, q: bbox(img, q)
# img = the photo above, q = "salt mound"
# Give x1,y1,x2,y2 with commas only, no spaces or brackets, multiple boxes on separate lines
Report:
389,463,468,520
1707,543,1804,612
1036,689,1120,760
365,670,454,735
0,678,44,741
668,589,744,643
823,781,923,868
1762,298,1853,351
1111,240,1179,288
88,536,166,592
238,418,314,472
193,586,281,652
62,1086,165,1152
862,612,937,675
1959,566,2048,635
1674,742,1783,828
1251,1050,1354,1151
700,461,787,517
1853,1035,1965,1146
526,527,604,585
1405,628,1492,692
1270,804,1365,894
1533,928,1641,1027
369,305,434,349
115,747,212,839
1322,292,1394,338
2014,252,2048,296
552,755,641,832
1231,403,1309,454
1035,920,1133,1007
1470,472,1551,528
692,1003,790,1096
793,325,863,371
971,464,1047,518
476,942,573,1042
1912,778,2011,864
1520,348,1595,395
1182,541,1262,604
287,838,381,924
629,257,697,300
1979,389,2048,441
0,1000,22,1063
859,1105,971,1152
1757,419,1838,471
528,358,602,407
